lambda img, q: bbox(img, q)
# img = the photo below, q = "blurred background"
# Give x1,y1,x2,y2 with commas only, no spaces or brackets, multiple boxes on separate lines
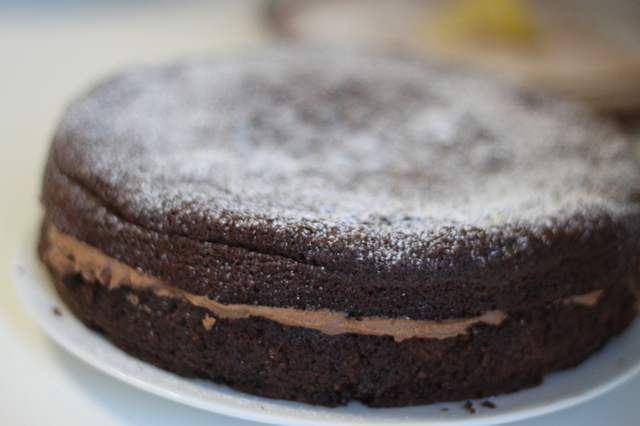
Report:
1,1,640,425
268,0,640,114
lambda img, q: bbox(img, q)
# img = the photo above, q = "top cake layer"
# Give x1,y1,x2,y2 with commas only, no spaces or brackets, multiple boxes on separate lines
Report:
45,47,640,319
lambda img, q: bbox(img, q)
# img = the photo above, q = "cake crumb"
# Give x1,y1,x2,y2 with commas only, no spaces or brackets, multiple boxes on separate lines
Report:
441,407,449,411
463,400,476,414
202,314,216,330
125,293,139,306
53,306,62,316
481,400,496,409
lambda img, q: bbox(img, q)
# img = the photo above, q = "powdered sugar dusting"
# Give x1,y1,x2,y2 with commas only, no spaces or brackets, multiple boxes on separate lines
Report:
51,47,640,268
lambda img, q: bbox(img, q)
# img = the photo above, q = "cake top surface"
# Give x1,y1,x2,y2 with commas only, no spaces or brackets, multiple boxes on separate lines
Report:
51,46,640,267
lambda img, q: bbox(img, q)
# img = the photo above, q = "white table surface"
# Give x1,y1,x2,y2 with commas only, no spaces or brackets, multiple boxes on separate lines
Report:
1,1,639,425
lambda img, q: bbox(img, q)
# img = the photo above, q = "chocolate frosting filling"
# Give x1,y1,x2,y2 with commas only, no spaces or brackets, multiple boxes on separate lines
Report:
41,222,513,341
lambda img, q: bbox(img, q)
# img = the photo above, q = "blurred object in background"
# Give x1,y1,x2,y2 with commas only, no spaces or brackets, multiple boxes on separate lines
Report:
267,0,640,114
429,0,537,45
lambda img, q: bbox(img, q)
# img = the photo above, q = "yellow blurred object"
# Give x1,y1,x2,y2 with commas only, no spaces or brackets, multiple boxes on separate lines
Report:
431,0,537,44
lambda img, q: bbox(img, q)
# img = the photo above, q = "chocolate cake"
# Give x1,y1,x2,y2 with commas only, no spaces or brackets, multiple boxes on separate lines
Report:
39,47,640,407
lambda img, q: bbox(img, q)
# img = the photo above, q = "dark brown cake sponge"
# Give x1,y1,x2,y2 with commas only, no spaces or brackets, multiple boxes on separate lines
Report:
39,46,640,407
41,229,637,407
43,47,640,320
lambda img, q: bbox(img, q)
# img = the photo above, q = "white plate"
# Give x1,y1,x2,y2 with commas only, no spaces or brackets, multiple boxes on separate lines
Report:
13,229,640,426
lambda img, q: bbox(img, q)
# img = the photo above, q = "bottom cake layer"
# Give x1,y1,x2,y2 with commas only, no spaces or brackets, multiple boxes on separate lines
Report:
41,259,636,407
